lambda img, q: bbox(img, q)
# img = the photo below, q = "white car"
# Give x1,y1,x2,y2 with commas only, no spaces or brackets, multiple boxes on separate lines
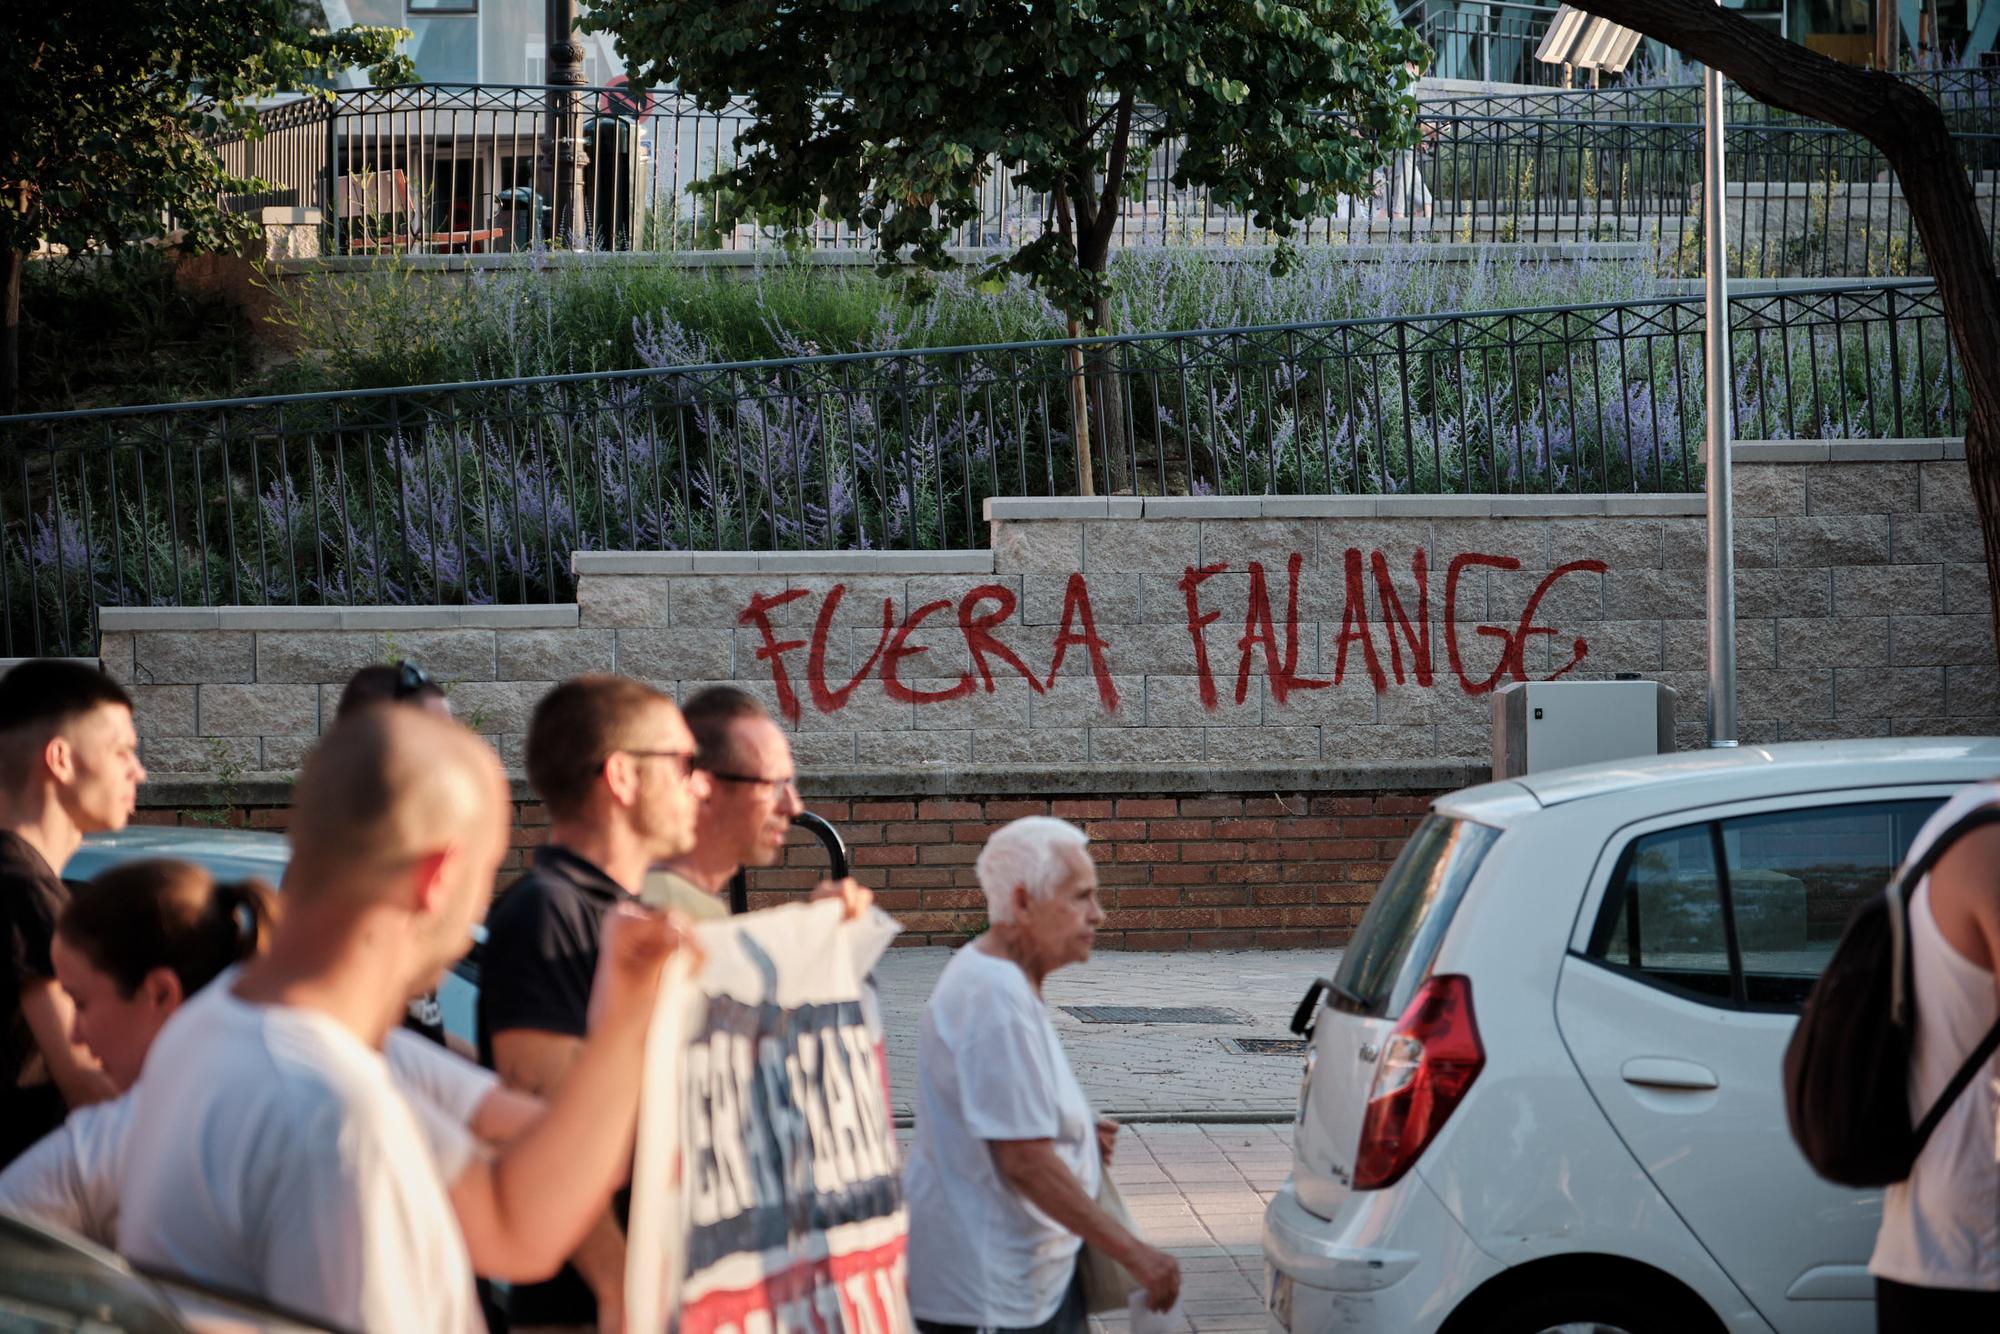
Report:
1264,737,2000,1334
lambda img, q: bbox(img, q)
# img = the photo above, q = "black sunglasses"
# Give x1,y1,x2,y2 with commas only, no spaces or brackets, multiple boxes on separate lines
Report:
393,660,434,698
620,748,700,780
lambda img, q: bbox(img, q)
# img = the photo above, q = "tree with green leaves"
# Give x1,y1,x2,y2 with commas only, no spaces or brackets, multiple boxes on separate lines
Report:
587,0,1427,491
0,1,411,411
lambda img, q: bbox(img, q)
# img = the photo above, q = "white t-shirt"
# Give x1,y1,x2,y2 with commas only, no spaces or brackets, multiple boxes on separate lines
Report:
114,971,483,1334
904,945,1101,1328
0,1029,499,1249
0,1094,126,1243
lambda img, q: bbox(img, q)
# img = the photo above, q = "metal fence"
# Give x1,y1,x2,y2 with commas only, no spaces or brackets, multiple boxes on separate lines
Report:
0,279,1958,655
1419,65,2000,130
208,83,2000,278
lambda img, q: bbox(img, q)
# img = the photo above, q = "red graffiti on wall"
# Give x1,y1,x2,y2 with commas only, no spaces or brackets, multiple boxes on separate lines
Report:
736,550,1606,723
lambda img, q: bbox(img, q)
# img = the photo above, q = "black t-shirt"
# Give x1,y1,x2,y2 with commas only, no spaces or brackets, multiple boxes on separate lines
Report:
1,831,73,1168
477,844,635,1326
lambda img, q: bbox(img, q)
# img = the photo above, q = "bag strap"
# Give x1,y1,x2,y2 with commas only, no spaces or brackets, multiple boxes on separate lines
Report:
1888,803,2000,1029
1888,801,2000,1158
1912,1014,2000,1155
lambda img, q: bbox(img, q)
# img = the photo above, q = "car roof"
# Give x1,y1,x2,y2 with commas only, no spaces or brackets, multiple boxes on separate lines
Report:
65,827,291,886
1438,737,2000,825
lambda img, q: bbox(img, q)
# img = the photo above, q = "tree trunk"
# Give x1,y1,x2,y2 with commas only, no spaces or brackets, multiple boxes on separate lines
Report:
1082,284,1132,495
1574,0,2000,664
1,246,20,416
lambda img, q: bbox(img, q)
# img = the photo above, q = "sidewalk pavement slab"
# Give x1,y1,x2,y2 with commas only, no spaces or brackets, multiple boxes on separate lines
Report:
875,947,1339,1121
894,1123,1291,1334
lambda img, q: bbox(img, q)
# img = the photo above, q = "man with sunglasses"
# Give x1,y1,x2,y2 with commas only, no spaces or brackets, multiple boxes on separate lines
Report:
645,686,870,921
477,675,712,1334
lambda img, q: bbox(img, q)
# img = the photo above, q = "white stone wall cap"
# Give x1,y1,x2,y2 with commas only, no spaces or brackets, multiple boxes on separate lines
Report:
97,609,225,630
572,552,696,575
1143,496,1263,518
574,550,993,576
1260,496,1377,517
101,605,577,631
1375,495,1493,516
1604,495,1705,515
983,498,1111,521
1732,438,1961,464
1488,496,1610,517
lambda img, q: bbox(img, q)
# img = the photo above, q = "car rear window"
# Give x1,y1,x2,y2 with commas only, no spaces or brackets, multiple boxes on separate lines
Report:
1332,815,1500,1018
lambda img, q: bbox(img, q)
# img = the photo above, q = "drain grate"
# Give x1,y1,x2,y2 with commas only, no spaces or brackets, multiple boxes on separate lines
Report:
1221,1037,1308,1057
1060,1005,1248,1025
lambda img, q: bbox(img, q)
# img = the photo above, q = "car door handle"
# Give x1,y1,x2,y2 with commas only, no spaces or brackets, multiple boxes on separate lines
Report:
1620,1057,1720,1091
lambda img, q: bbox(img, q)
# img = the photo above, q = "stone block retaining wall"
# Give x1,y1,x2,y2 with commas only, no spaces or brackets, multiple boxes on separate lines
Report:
95,440,2000,948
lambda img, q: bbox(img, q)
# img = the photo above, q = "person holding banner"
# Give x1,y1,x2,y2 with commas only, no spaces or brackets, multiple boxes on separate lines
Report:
645,686,872,920
480,675,714,1332
904,816,1181,1334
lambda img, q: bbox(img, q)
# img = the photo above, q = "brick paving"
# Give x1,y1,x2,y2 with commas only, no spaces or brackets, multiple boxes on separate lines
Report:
1090,1124,1291,1333
892,1123,1289,1334
874,946,1336,1119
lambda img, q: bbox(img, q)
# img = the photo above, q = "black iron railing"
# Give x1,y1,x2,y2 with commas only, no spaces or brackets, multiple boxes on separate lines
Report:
203,83,1999,278
0,279,1958,656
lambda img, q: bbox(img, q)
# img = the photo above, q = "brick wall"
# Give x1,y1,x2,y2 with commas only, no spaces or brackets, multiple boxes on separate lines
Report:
130,779,1449,949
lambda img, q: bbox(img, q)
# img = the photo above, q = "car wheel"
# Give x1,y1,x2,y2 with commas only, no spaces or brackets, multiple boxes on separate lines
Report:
1482,1287,1698,1334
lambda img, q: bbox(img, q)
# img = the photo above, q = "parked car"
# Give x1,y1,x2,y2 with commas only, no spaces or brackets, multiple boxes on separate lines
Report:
1264,737,2000,1334
63,827,482,1048
0,1212,329,1332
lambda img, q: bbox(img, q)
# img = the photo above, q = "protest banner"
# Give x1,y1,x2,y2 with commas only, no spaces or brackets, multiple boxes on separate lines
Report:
627,900,909,1334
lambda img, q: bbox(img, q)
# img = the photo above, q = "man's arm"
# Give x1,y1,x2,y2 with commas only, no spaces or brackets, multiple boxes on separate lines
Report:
18,981,115,1108
989,1139,1180,1311
468,1082,545,1147
450,909,682,1287
487,1026,629,1321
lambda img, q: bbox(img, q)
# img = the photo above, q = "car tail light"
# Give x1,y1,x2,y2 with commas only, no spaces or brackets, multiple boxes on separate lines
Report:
1352,975,1484,1190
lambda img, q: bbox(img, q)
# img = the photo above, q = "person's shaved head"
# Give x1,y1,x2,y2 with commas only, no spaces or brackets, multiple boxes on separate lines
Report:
287,709,510,985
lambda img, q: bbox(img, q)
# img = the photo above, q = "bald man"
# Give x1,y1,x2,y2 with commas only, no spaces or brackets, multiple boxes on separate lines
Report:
114,709,694,1333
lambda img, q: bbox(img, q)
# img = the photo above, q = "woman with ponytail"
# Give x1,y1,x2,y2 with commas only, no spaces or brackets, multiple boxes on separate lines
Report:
51,860,275,1090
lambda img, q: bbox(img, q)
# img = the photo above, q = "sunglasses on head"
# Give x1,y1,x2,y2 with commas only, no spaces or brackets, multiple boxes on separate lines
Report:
393,660,434,698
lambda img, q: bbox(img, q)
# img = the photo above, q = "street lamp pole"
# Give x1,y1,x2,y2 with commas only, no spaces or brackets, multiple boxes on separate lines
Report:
544,0,591,248
1703,53,1738,747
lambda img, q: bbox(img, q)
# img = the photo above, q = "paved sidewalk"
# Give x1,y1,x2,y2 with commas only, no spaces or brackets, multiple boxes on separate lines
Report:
1091,1123,1289,1333
874,947,1338,1119
893,1122,1287,1334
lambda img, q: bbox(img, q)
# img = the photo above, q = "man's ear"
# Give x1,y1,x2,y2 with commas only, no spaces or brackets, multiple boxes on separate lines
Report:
1011,882,1035,919
602,750,639,808
409,846,456,918
41,733,75,785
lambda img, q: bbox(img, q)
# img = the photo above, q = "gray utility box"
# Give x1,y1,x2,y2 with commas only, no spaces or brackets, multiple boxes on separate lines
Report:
1492,679,1677,780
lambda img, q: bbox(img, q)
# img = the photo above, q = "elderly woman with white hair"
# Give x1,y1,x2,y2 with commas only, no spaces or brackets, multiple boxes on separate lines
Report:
904,816,1181,1334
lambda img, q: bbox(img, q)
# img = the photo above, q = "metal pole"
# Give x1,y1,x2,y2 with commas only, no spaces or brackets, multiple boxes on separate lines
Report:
544,0,591,248
1703,54,1738,747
